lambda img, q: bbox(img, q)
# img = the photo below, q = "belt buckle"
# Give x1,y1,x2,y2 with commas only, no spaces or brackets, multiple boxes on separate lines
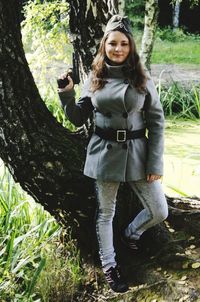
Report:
117,130,126,142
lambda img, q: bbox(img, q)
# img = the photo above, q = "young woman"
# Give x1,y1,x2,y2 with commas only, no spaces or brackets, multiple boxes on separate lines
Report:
58,15,168,293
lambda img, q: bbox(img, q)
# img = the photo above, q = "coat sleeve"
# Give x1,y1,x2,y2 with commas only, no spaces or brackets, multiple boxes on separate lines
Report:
144,78,165,176
58,76,94,127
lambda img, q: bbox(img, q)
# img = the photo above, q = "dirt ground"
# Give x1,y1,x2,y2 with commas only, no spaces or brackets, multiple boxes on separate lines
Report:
38,62,200,87
151,64,200,85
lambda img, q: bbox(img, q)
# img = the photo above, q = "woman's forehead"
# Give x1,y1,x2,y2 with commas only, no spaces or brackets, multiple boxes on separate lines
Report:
106,31,129,42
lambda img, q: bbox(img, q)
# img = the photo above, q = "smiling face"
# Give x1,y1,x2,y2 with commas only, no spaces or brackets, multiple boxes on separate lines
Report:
105,31,131,65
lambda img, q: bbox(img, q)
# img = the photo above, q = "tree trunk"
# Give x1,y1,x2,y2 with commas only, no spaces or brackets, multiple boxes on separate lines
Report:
66,0,125,76
1,1,200,293
172,1,181,29
0,0,95,252
66,0,106,76
140,0,159,70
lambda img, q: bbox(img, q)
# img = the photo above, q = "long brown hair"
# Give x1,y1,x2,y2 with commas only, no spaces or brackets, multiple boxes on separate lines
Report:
90,31,147,93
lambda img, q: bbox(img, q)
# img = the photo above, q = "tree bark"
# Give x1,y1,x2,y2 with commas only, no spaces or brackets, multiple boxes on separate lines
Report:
65,0,107,76
0,0,95,251
65,0,125,76
140,0,159,70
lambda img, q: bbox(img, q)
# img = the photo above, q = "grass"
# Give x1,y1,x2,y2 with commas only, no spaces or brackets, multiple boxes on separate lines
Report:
0,163,85,301
152,38,200,65
157,81,200,119
133,28,200,65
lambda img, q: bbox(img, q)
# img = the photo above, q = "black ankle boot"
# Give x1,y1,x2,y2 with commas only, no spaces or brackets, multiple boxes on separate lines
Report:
104,266,129,293
121,230,139,250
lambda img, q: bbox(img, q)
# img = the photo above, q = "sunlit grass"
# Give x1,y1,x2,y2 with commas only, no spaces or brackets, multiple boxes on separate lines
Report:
0,164,85,301
152,39,200,65
133,28,200,66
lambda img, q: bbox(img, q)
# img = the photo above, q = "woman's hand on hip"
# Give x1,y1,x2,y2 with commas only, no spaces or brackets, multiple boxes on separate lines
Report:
147,174,162,183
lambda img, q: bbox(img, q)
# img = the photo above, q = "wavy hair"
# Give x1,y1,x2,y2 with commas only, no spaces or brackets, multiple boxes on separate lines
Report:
90,31,147,94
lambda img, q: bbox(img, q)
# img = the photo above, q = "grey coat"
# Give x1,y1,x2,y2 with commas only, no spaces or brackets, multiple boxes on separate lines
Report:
58,64,165,182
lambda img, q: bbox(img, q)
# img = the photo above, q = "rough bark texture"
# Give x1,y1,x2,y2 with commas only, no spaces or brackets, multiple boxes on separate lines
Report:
66,0,125,76
0,2,200,297
0,0,95,253
140,0,159,70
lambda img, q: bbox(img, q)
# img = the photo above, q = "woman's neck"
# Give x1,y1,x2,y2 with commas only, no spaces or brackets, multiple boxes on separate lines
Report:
105,57,126,66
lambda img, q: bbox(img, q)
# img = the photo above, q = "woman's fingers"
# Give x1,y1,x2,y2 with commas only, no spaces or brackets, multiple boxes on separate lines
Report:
147,174,161,183
58,75,74,92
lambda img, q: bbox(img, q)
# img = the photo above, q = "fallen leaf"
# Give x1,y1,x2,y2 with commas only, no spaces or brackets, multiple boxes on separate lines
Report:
177,280,186,284
191,262,200,269
188,236,195,241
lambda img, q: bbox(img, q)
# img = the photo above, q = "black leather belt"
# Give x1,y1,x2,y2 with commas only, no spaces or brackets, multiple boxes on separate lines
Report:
95,126,146,142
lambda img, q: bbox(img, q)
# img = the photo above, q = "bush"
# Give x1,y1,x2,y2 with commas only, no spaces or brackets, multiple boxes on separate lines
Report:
156,26,187,42
156,26,200,43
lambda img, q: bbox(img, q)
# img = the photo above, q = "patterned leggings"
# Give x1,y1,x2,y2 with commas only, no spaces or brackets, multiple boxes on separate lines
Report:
95,179,168,271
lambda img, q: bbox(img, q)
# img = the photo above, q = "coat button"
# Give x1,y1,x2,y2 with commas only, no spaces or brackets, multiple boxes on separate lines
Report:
122,143,127,150
106,112,112,118
122,112,128,118
124,79,129,84
107,144,112,150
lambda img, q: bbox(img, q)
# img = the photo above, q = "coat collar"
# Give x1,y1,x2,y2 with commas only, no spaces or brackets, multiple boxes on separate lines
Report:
105,62,128,79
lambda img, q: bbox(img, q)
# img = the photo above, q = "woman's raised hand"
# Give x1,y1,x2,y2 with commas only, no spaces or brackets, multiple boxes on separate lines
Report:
57,71,74,92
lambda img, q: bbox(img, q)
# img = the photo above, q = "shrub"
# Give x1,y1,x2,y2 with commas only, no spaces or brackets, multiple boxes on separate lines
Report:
156,26,187,42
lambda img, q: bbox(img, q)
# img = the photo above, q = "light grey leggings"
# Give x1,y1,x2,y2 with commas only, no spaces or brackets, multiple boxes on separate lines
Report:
95,179,168,271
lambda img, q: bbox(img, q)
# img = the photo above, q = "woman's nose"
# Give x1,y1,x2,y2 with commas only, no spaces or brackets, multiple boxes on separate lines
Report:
115,45,121,51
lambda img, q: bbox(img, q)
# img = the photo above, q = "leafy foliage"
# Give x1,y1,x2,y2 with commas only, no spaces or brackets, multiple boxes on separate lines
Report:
156,26,187,42
125,0,145,30
22,0,72,89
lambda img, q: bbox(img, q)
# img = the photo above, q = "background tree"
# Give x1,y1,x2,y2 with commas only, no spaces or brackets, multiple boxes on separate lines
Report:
140,0,159,70
172,0,181,29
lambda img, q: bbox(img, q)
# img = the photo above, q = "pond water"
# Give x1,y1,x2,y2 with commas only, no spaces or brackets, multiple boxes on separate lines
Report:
163,119,200,197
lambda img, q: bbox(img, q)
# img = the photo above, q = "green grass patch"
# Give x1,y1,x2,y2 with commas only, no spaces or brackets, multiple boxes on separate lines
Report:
133,28,200,66
0,164,85,301
152,39,200,65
